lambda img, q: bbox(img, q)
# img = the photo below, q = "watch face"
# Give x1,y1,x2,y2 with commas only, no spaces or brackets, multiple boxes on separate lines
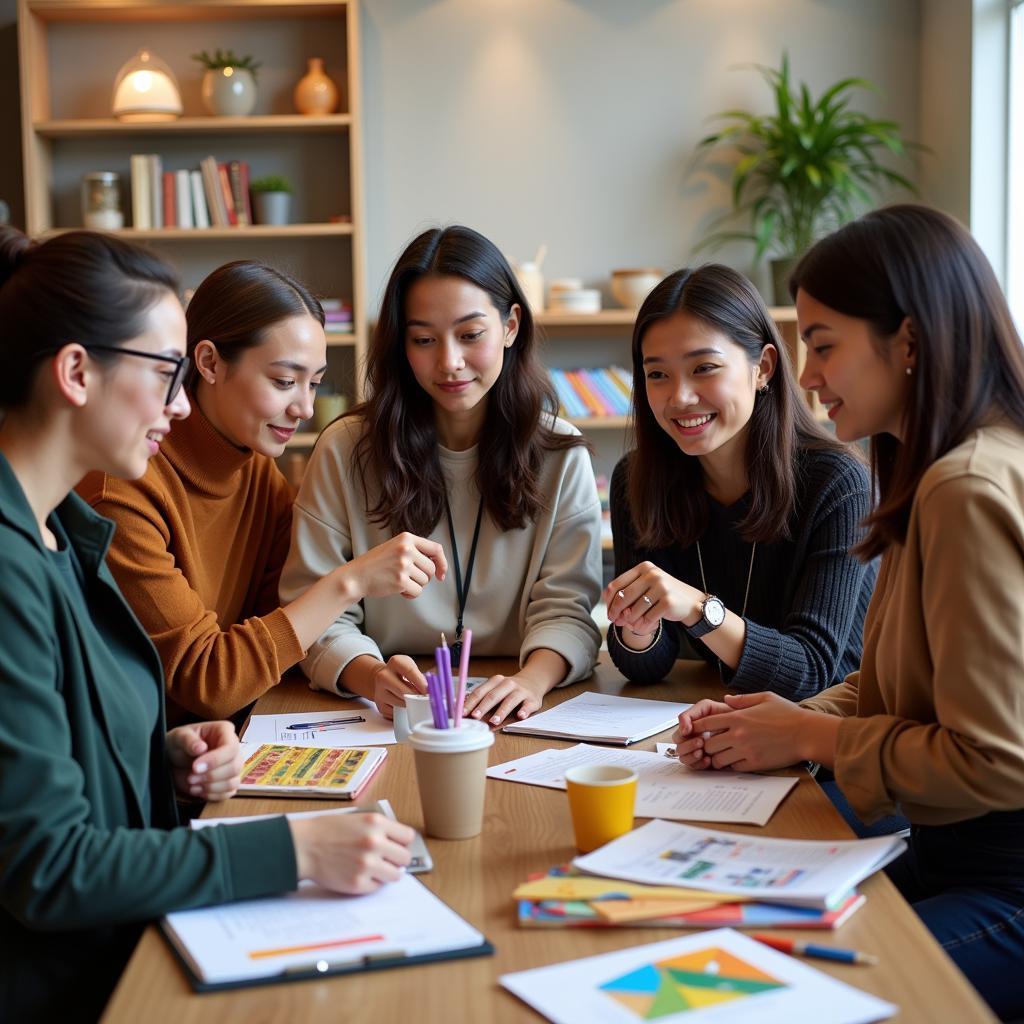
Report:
703,596,726,627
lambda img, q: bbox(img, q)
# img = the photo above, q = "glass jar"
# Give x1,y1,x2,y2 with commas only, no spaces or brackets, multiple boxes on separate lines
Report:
81,172,124,230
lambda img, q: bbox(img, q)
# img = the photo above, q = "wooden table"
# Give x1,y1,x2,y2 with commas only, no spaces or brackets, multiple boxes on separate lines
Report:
103,658,995,1023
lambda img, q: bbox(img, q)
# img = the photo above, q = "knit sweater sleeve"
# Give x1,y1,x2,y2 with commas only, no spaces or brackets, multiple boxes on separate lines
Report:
84,477,304,721
726,457,874,701
252,469,297,618
605,457,681,684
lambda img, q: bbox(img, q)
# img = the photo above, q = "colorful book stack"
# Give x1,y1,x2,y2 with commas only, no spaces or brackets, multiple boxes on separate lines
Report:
321,297,354,338
129,154,253,230
549,365,632,419
515,866,866,930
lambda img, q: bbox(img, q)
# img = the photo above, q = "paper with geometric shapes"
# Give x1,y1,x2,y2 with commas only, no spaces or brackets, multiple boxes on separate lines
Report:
500,927,896,1024
599,946,786,1018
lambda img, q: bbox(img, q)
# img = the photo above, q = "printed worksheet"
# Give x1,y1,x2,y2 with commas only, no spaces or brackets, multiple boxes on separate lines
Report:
487,745,797,826
574,819,905,909
242,702,397,747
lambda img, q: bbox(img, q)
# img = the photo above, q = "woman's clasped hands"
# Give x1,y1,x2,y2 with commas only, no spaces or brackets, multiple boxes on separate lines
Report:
603,561,702,640
166,720,245,801
672,691,839,773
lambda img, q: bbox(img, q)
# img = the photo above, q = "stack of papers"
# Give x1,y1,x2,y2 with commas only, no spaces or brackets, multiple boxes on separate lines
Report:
502,692,691,745
573,819,906,910
500,928,895,1023
242,705,398,747
515,866,865,930
487,744,798,826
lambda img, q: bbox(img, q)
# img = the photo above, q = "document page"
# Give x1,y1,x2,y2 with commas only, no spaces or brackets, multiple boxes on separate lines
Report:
574,819,905,908
487,744,797,826
242,702,397,747
502,692,691,744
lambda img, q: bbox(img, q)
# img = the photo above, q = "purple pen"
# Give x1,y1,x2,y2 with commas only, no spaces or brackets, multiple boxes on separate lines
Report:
434,646,450,721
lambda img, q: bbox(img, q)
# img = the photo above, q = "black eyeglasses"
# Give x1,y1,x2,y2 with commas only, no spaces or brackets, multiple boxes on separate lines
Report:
84,345,189,406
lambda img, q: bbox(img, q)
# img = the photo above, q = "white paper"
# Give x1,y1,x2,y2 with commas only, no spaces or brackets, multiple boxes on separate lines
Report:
574,819,905,909
242,701,397,747
487,744,797,826
500,927,895,1024
163,873,483,985
502,692,691,745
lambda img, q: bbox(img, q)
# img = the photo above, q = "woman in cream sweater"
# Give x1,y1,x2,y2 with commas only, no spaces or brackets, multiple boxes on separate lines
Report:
673,205,1024,1019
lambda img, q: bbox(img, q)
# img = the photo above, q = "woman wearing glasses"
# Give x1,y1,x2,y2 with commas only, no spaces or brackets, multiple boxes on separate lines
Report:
79,260,447,726
0,229,414,1023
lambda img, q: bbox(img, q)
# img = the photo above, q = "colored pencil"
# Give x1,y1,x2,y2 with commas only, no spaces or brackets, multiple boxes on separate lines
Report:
752,934,878,965
454,628,472,728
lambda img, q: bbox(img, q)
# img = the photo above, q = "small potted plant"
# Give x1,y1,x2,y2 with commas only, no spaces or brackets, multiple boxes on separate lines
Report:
192,48,261,117
250,175,292,226
693,54,920,303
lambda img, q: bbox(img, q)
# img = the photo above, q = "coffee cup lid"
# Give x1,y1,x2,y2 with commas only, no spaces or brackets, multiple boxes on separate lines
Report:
408,719,495,753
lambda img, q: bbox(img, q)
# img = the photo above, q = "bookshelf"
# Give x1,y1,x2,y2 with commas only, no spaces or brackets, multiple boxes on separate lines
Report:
17,0,367,444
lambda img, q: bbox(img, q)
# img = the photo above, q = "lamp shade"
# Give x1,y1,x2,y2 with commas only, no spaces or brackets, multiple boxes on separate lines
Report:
112,49,182,122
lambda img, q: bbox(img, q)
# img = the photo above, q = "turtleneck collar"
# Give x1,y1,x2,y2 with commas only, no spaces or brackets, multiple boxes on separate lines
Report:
161,401,255,497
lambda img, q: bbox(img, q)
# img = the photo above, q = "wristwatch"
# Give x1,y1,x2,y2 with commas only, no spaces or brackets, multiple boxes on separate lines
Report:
685,594,726,639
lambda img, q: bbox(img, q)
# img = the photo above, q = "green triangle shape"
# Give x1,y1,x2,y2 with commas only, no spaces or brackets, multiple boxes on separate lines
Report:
666,968,783,995
648,971,691,1016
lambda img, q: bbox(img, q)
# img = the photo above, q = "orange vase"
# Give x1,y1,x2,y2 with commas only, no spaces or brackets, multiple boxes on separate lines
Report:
294,57,340,115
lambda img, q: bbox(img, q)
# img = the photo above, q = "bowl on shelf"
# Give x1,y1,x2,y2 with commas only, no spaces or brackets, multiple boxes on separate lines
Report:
547,287,601,315
610,268,663,309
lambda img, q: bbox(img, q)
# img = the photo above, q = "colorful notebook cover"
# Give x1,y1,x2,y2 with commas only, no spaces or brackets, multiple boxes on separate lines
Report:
238,743,386,800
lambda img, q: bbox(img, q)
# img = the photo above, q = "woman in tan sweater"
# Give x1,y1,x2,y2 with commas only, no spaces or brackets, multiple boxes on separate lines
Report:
80,261,446,723
673,205,1024,1019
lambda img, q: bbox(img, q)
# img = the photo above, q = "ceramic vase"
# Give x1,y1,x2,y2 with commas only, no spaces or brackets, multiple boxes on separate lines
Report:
253,191,291,226
201,67,257,117
294,57,339,115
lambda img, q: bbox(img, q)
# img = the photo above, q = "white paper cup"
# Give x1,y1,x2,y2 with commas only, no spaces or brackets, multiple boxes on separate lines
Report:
394,693,436,743
409,720,494,839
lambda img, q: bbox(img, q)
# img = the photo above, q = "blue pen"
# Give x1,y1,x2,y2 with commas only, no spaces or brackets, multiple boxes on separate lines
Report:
286,716,365,730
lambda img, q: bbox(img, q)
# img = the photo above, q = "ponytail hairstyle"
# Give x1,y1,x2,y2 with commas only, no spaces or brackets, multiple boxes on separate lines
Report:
627,263,848,548
0,226,179,409
353,224,587,534
184,260,325,391
790,203,1024,559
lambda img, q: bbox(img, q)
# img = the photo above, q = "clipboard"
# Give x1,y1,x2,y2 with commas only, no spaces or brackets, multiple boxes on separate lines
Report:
162,923,494,993
160,873,492,992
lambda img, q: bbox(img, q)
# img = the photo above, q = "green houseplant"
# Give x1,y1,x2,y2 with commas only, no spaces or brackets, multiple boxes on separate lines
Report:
694,54,919,302
249,175,292,226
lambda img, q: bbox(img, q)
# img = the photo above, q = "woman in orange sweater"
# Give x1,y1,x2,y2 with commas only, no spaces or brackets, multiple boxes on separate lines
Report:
80,260,446,723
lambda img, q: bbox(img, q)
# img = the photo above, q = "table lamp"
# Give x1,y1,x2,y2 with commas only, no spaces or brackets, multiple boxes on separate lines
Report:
112,49,182,122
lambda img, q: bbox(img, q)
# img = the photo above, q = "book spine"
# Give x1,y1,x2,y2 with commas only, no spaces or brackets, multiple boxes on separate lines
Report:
567,369,606,417
240,160,253,225
161,171,177,229
189,169,210,229
175,169,193,229
608,365,634,403
581,368,622,415
200,157,226,226
552,369,588,418
148,154,163,229
130,155,149,229
228,160,249,226
218,162,237,226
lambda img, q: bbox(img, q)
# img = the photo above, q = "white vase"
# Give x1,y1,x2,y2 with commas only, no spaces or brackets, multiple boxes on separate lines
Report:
201,67,257,117
254,191,291,226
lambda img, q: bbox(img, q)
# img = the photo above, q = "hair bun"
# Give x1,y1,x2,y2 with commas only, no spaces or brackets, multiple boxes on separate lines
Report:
0,226,33,289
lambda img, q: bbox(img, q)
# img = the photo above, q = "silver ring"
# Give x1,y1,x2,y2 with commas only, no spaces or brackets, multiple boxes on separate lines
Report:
616,590,625,600
642,595,653,606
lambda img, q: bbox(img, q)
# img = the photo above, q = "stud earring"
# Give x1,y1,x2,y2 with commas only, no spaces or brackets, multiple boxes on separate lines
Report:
906,367,913,376
758,382,770,394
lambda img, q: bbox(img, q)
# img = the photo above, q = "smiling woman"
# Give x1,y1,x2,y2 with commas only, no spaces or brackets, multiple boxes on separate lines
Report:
78,260,446,726
605,264,877,705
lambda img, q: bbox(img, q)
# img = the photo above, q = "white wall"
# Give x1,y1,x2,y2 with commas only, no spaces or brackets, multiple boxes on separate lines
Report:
361,0,921,308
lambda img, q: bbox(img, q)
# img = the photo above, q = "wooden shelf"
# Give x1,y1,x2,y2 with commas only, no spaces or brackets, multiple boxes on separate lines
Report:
567,415,630,430
26,2,348,23
41,223,354,241
325,332,356,347
34,115,352,138
537,307,797,328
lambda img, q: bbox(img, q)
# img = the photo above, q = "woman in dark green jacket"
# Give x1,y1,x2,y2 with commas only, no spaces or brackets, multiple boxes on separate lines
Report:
0,227,415,1023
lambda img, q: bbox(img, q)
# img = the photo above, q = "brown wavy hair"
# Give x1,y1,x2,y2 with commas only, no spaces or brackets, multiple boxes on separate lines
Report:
790,204,1024,559
352,225,587,534
627,264,849,549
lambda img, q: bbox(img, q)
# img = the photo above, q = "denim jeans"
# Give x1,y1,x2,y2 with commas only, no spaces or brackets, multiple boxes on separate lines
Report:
885,809,1024,1021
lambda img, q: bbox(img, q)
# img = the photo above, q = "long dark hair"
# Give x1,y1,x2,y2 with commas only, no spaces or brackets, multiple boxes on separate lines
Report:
0,227,178,409
628,263,846,548
185,260,324,390
791,203,1024,559
353,225,586,534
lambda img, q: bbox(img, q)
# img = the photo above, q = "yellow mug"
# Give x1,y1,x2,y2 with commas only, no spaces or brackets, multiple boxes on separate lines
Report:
564,764,638,852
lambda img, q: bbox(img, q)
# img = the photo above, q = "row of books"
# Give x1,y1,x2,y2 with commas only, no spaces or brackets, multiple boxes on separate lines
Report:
129,154,253,230
550,365,632,419
322,296,353,335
